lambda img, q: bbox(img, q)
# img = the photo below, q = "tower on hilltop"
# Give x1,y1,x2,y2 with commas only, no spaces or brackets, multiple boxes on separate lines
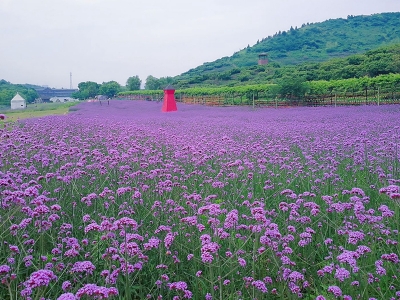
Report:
258,53,268,65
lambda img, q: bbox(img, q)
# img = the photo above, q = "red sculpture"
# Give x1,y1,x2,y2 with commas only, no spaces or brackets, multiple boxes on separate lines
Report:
162,85,177,112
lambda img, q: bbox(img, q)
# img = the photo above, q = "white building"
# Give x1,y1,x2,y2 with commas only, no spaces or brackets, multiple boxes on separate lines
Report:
10,93,26,110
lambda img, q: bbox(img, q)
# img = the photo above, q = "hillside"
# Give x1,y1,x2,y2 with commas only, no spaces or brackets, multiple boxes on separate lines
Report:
0,80,39,107
169,12,400,88
174,43,400,87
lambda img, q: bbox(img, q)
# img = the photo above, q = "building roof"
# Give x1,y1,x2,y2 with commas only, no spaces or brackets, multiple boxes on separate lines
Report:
36,88,78,100
164,84,175,90
11,92,26,101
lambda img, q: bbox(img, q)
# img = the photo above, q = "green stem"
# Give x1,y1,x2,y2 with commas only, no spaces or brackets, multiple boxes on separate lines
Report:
7,283,13,300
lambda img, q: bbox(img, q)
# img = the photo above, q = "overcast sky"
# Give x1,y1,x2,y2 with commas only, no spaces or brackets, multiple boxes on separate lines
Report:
1,0,399,89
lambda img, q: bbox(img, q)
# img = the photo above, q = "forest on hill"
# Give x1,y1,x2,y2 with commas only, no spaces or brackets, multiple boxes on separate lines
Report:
144,12,400,89
173,43,400,88
122,43,400,103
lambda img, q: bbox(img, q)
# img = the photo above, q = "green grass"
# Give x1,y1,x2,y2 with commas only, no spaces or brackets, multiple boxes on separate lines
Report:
0,102,79,122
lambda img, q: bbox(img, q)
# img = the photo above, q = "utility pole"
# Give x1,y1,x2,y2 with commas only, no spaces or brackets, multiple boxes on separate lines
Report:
70,72,73,89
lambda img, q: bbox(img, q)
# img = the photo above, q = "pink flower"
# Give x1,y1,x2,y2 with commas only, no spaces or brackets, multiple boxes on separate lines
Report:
62,281,72,291
381,253,399,263
84,223,101,234
168,281,188,291
164,232,177,249
9,245,19,254
334,267,350,282
0,265,11,274
57,293,76,300
113,217,138,230
252,280,268,293
181,216,197,225
348,231,365,244
238,257,246,267
76,284,118,299
224,209,239,229
201,252,214,263
288,271,304,282
120,242,140,257
327,285,342,297
161,274,169,281
144,237,161,250
23,269,57,289
71,261,96,275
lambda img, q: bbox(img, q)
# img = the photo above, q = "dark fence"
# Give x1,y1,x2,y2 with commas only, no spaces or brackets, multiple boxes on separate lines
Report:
120,85,400,108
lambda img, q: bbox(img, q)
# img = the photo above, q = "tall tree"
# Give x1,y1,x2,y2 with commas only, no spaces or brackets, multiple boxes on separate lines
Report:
99,81,121,98
76,81,100,99
145,76,175,90
277,76,309,99
145,75,162,90
126,76,141,91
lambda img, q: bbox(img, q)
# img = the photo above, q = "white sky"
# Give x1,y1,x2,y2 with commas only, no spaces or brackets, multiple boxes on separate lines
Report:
1,0,399,89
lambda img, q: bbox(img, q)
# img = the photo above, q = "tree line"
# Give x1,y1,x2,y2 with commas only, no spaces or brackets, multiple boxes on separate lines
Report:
73,75,178,99
72,76,142,99
120,73,400,101
0,80,39,107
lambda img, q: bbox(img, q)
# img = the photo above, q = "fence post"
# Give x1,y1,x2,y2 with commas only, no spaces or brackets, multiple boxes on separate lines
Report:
377,86,380,106
252,93,255,109
335,93,337,107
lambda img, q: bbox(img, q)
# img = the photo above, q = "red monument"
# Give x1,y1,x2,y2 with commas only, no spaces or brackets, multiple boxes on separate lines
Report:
161,85,177,112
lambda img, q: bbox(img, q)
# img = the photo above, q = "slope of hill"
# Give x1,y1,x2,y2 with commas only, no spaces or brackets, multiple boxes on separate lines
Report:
0,80,39,107
172,43,400,88
171,12,400,88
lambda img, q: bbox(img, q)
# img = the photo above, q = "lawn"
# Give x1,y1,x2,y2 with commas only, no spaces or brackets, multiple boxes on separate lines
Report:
0,102,79,122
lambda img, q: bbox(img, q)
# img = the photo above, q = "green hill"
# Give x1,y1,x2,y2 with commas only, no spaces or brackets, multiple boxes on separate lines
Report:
166,12,400,88
0,80,39,107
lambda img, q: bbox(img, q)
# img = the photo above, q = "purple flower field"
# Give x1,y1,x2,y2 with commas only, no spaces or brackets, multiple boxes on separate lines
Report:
1,100,399,300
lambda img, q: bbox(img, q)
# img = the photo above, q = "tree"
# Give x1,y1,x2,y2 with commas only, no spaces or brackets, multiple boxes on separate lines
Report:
0,81,38,105
145,76,174,90
145,75,162,90
277,76,309,99
20,89,39,103
76,81,100,99
126,76,141,91
99,81,121,98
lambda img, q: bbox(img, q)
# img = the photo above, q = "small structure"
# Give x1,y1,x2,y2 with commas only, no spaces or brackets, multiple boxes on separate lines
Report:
162,85,177,112
50,97,76,103
10,93,26,110
96,95,108,101
35,87,78,102
258,52,268,65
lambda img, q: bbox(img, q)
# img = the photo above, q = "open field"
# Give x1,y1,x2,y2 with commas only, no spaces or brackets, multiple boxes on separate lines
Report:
0,101,399,299
0,102,78,122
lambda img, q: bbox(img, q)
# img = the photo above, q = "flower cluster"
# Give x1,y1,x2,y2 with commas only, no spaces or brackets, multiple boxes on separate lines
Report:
0,101,399,299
